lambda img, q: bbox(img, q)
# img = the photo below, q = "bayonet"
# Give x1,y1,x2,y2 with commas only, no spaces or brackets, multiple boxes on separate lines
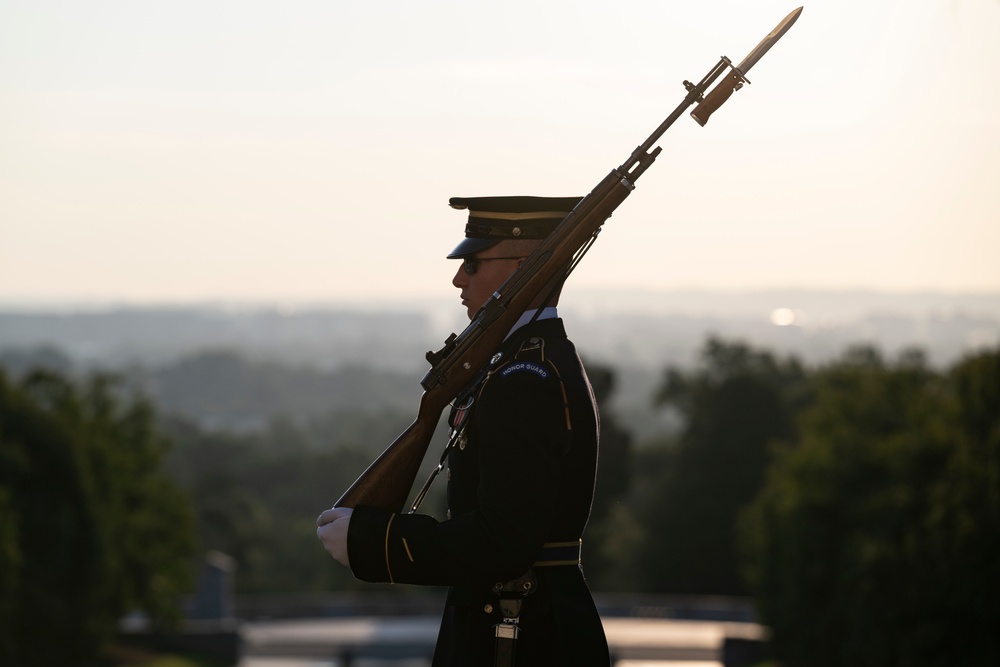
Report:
691,6,803,126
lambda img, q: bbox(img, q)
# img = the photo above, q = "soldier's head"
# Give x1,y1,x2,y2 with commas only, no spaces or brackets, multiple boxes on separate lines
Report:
447,196,581,319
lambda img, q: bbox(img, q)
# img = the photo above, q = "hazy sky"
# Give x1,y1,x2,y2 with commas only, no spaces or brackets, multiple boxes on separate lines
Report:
2,0,998,308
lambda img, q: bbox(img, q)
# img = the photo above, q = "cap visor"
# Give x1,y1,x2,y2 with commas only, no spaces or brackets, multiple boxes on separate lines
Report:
447,237,500,259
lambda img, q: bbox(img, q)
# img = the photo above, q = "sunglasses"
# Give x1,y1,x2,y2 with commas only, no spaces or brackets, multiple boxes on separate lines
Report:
462,256,526,275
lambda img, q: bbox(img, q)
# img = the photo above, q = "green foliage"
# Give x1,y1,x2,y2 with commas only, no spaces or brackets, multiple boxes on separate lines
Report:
575,362,638,590
0,370,197,667
161,413,419,594
6,329,992,667
627,337,809,594
741,345,1000,666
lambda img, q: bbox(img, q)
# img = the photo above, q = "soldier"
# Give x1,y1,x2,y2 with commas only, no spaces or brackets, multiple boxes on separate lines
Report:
317,196,611,666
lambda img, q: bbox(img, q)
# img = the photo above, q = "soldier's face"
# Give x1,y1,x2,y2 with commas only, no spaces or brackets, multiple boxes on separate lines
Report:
452,248,524,319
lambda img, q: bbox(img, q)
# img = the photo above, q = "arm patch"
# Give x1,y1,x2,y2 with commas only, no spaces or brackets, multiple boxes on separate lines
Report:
499,361,550,380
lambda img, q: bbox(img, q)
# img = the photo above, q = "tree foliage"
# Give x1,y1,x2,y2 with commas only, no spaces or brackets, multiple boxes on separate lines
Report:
161,411,419,594
627,337,809,594
0,370,196,666
576,362,637,590
7,334,996,667
741,345,1000,666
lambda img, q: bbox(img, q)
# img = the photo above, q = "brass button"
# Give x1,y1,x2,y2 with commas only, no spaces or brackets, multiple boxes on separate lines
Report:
484,604,494,614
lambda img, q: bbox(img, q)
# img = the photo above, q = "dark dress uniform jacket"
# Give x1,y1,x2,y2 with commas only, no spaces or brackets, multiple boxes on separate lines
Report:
348,317,611,666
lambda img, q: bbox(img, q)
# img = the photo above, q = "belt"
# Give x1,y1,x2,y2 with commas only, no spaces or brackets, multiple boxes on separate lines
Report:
533,539,582,567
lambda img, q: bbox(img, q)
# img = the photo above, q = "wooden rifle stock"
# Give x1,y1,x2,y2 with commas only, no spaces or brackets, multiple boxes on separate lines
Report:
335,392,451,513
335,12,798,513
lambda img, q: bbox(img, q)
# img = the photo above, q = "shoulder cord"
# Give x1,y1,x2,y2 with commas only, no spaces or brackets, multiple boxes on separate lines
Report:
514,337,572,432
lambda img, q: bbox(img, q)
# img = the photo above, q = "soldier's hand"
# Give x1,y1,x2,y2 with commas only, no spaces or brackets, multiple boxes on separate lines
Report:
316,507,353,568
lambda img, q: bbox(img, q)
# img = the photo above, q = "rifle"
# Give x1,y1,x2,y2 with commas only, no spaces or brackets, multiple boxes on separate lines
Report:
336,7,803,513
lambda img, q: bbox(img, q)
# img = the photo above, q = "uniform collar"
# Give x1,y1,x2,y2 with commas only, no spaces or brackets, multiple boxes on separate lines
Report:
505,307,558,340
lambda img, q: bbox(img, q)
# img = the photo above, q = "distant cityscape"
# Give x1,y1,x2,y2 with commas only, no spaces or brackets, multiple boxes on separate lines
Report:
2,288,997,442
3,288,996,368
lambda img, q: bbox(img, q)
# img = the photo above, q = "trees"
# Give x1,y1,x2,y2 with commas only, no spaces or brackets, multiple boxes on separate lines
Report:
161,416,388,593
618,332,999,667
0,370,196,666
577,362,639,591
6,333,994,666
741,346,1000,666
629,337,809,595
